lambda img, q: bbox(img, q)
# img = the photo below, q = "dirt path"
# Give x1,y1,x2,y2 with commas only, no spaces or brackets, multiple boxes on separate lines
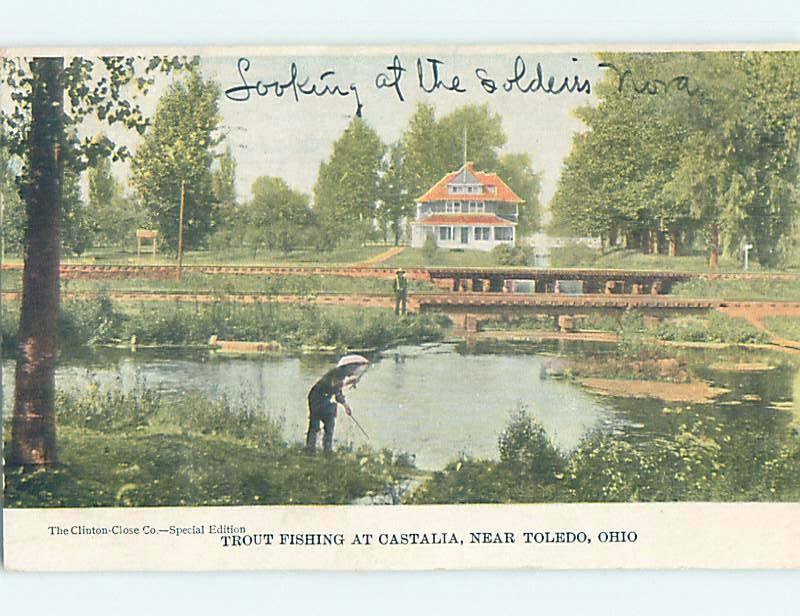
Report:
355,246,405,267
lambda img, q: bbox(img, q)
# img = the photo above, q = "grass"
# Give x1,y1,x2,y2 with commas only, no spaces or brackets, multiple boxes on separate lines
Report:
764,317,800,342
549,246,787,273
3,388,415,507
382,247,498,268
672,278,800,301
2,245,391,268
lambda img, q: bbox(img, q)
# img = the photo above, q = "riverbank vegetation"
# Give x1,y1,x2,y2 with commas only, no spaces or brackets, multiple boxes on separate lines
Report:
3,388,415,507
1,297,448,354
410,410,800,503
7,392,798,507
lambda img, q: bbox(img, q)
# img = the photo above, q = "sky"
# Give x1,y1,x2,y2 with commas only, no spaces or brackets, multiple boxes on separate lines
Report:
5,49,605,209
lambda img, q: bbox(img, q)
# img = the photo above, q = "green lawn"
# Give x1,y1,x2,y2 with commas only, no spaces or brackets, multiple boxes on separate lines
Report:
551,246,795,273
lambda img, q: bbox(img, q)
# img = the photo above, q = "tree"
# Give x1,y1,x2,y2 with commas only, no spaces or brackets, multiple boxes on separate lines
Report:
86,156,143,247
7,58,64,466
60,166,95,256
131,71,222,252
436,103,505,171
245,176,313,253
313,117,385,248
2,55,192,466
551,51,800,266
397,103,446,200
377,145,413,245
496,153,542,240
88,152,115,210
212,145,237,207
0,141,25,254
397,103,508,200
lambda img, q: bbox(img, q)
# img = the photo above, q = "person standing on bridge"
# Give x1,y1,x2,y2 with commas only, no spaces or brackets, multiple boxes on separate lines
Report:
306,355,370,454
393,269,408,316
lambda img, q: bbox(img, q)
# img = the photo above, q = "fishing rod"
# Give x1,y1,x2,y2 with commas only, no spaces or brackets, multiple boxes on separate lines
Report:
347,411,371,441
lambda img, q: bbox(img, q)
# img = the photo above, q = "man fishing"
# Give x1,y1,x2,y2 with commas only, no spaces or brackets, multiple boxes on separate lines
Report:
306,354,370,454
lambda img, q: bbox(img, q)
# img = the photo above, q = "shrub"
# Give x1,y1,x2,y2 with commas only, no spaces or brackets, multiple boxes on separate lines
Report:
549,244,601,268
653,313,768,344
421,233,439,263
498,410,566,480
492,244,533,266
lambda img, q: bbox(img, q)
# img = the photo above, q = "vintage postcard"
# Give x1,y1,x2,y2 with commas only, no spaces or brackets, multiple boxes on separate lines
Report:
2,45,800,571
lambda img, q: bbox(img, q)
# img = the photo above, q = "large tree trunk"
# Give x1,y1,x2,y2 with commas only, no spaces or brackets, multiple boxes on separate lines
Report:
668,228,678,257
709,223,720,269
9,57,64,467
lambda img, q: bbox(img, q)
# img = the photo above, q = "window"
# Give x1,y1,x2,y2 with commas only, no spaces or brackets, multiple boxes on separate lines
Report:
474,227,491,241
439,226,453,241
446,201,462,213
468,201,485,212
495,227,513,241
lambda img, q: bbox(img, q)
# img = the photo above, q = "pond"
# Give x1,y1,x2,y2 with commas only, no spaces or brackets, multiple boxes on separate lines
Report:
3,341,798,470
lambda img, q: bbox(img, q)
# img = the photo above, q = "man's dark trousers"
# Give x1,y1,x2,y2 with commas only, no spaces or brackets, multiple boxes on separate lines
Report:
306,402,336,453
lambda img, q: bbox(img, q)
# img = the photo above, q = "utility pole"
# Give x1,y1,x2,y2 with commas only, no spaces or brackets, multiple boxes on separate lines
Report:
177,180,185,280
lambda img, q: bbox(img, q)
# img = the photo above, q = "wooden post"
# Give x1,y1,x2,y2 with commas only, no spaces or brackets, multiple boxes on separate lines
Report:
177,180,185,280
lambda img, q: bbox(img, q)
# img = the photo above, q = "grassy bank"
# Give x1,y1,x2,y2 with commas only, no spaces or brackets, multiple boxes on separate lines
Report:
478,311,768,346
671,278,800,301
2,298,449,353
409,410,800,504
4,389,415,507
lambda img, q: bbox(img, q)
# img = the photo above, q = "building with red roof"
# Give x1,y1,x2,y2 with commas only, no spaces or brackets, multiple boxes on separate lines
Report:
410,162,522,251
